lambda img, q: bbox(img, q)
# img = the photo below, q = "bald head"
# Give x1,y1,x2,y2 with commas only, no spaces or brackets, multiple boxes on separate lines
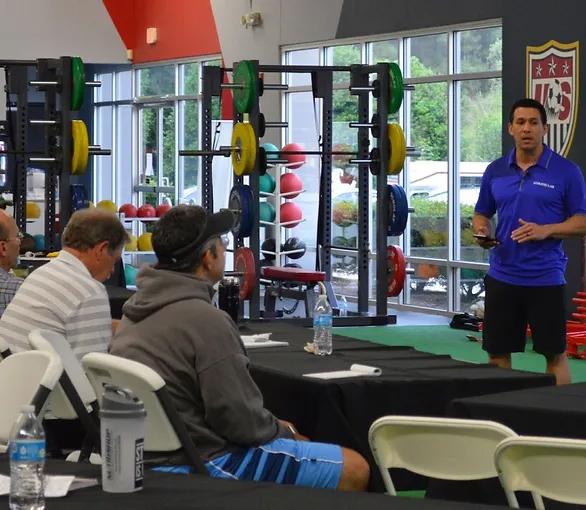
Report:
0,210,17,240
62,208,129,253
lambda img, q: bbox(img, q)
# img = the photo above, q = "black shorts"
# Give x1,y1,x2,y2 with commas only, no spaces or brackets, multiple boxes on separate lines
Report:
482,274,566,356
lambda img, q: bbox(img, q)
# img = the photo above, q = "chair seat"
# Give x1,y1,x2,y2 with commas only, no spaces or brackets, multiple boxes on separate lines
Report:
261,266,325,283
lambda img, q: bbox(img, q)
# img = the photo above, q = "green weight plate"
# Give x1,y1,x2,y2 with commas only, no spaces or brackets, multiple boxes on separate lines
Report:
71,56,85,111
389,62,404,114
233,60,257,113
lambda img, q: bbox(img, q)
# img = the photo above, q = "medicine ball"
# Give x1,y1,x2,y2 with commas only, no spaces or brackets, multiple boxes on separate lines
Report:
283,237,306,259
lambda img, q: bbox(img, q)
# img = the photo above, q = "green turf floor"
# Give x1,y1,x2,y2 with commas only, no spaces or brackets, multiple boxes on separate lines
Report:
336,325,586,383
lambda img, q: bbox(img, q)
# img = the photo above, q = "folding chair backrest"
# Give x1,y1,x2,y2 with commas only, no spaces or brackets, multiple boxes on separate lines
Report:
368,415,517,496
495,436,586,509
82,352,208,475
28,330,98,419
82,352,181,451
0,351,62,445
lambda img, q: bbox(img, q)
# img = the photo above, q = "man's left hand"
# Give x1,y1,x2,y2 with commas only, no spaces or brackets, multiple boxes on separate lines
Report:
511,218,550,243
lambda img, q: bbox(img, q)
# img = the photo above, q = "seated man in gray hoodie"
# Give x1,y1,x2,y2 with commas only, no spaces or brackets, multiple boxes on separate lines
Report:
111,205,369,491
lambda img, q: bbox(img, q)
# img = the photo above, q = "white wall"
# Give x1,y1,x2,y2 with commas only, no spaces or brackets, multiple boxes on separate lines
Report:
211,0,343,134
0,0,127,63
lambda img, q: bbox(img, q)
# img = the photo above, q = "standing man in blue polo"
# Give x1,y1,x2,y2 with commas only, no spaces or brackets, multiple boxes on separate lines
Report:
473,98,586,384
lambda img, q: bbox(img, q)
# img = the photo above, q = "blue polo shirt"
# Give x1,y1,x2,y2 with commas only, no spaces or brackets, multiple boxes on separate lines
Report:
475,145,586,286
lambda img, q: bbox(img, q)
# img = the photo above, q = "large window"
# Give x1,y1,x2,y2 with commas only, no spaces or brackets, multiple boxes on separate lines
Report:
93,57,221,209
283,21,502,314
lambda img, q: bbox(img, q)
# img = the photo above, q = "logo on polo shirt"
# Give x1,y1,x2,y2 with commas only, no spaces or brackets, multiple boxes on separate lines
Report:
526,40,579,157
532,181,555,190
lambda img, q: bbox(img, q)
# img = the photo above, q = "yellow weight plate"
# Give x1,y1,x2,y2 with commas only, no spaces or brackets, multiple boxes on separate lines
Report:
231,122,257,176
71,120,89,175
387,123,406,175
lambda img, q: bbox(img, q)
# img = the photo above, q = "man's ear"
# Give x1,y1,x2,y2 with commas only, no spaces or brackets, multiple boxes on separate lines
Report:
94,240,110,259
0,241,7,258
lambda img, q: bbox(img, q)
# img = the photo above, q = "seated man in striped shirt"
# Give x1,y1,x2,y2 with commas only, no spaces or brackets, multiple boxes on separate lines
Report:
0,208,129,359
0,211,24,316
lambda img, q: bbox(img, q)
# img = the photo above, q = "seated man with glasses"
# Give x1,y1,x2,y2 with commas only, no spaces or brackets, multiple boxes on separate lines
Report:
112,205,369,491
0,211,23,316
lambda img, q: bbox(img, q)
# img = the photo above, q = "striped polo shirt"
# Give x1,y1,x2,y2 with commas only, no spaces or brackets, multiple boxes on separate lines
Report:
0,250,112,359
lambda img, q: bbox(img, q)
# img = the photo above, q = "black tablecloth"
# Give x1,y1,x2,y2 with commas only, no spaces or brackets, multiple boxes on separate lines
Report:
241,322,554,492
426,383,586,508
0,459,510,510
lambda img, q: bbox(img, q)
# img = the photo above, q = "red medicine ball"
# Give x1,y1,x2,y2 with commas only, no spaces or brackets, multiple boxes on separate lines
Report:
281,143,306,170
280,201,303,228
280,173,303,199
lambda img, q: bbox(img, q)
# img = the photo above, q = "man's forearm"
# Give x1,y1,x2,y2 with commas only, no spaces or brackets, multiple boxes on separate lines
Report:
545,214,586,239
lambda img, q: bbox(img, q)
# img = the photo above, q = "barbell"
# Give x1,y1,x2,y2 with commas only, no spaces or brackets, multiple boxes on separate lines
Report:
30,56,100,111
0,120,110,175
233,244,411,300
180,121,415,176
228,181,413,241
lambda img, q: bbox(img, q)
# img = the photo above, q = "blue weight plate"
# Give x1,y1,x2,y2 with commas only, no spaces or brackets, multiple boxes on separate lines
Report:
387,184,408,236
229,184,254,238
395,184,409,235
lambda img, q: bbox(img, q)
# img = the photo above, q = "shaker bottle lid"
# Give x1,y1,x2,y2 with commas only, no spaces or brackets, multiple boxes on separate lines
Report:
100,384,146,419
20,404,35,413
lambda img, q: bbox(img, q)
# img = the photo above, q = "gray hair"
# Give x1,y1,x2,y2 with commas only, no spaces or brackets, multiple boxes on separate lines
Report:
62,208,129,253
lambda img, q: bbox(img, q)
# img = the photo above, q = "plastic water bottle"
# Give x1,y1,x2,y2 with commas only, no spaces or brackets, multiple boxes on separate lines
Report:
9,405,45,510
313,294,333,355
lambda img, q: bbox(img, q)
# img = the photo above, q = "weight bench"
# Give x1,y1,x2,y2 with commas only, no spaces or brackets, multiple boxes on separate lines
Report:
261,266,338,318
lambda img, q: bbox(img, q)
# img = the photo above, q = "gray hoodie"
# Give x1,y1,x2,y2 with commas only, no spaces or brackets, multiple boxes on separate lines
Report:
111,266,290,461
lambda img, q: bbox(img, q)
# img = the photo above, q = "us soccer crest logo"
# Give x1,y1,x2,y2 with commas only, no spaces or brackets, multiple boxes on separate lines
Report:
526,40,579,156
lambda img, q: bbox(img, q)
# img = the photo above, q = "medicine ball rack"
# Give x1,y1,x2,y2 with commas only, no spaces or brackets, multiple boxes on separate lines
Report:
187,61,413,324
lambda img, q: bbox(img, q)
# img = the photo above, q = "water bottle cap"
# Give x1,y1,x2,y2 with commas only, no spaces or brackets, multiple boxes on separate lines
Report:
20,404,35,413
100,384,146,419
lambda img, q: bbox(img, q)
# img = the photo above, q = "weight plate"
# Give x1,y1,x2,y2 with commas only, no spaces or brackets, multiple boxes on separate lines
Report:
233,60,257,113
229,184,253,238
387,245,406,297
258,112,266,138
387,184,408,236
231,122,257,176
387,123,406,175
258,146,267,176
235,247,256,300
389,62,404,114
71,120,89,175
370,113,380,138
71,56,85,111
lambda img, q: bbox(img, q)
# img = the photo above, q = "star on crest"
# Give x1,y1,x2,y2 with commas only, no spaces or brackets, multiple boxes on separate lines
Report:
535,63,543,77
548,56,557,76
562,62,570,74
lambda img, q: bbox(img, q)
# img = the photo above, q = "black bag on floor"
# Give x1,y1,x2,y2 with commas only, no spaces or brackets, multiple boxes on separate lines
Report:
450,312,482,332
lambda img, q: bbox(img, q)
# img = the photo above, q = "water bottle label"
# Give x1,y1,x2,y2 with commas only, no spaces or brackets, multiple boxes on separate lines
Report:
313,315,332,328
10,439,45,462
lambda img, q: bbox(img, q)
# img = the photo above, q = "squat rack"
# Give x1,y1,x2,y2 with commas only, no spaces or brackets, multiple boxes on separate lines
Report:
196,61,406,323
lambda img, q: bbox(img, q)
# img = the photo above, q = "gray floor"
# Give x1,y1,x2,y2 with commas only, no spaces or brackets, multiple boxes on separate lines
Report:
388,307,451,326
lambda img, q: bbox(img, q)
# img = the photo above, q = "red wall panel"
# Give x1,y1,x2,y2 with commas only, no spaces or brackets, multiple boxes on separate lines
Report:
103,0,221,64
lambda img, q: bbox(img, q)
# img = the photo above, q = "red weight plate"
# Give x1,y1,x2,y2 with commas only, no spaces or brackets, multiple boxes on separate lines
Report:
387,245,406,297
235,247,256,300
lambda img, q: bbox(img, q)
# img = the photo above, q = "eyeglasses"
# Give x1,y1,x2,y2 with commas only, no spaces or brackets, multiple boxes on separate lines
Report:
0,231,23,242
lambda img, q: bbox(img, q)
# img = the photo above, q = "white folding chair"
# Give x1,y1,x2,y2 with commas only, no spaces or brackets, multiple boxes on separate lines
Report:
82,352,208,475
495,435,586,509
28,330,101,455
0,350,62,451
368,415,517,495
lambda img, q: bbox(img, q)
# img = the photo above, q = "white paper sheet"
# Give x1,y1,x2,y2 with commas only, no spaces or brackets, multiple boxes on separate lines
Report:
241,333,289,349
0,474,98,497
303,363,382,379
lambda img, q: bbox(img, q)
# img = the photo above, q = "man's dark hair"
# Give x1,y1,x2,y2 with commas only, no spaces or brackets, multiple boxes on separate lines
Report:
509,98,547,125
62,208,129,253
152,205,217,273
